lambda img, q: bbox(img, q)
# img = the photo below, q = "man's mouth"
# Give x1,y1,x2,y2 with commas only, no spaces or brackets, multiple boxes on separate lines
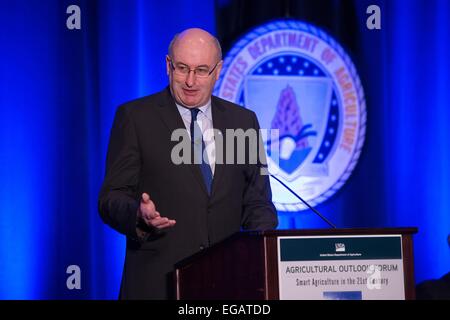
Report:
182,88,198,96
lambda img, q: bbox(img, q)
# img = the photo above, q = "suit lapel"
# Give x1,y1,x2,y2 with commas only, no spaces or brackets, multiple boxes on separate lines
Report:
154,88,186,134
210,97,228,196
154,87,209,195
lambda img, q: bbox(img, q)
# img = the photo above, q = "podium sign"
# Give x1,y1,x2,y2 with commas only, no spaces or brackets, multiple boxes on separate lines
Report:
175,228,417,300
278,235,405,300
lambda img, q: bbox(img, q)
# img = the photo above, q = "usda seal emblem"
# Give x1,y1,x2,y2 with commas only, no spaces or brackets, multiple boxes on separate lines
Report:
214,20,366,212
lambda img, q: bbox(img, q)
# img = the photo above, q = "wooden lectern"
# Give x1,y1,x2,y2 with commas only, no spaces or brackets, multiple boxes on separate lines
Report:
174,228,417,300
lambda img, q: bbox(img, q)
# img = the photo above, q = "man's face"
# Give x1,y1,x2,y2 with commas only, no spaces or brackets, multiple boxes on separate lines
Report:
166,38,222,108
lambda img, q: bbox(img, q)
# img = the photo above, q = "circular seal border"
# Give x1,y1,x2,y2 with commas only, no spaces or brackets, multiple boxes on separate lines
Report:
215,19,367,212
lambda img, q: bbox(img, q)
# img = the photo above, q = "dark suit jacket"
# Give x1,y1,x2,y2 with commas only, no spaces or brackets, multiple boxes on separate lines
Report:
98,87,278,299
416,272,450,300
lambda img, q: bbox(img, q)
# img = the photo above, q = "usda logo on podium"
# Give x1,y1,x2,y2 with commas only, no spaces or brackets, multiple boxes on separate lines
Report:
215,20,366,211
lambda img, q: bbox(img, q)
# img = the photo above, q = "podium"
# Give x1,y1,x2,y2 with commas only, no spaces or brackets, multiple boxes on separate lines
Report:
174,228,417,300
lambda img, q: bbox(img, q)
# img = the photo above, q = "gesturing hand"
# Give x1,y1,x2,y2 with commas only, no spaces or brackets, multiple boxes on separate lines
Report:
138,193,176,230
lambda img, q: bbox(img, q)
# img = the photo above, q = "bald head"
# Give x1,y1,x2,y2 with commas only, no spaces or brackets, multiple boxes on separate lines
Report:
166,28,223,108
168,28,222,61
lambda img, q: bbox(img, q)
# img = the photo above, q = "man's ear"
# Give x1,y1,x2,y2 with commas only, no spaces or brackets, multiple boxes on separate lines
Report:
165,55,171,75
215,60,224,81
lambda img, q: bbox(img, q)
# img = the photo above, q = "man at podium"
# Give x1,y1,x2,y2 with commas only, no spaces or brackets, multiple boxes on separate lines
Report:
98,28,278,299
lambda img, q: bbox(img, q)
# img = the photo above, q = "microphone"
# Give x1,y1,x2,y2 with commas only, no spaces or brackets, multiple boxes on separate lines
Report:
269,173,337,228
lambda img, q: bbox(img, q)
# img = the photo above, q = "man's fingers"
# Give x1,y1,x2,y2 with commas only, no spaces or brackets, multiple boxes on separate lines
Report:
150,217,176,229
139,196,175,228
151,217,168,226
145,208,158,220
140,194,157,218
154,219,176,230
141,193,150,203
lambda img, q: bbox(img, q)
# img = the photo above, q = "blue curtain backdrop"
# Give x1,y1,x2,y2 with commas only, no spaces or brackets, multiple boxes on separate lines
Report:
0,0,448,299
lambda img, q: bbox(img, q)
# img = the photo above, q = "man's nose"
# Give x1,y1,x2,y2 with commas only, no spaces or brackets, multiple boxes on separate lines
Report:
185,70,196,87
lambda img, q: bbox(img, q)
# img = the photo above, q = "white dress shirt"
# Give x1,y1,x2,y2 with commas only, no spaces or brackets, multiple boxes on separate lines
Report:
176,101,216,175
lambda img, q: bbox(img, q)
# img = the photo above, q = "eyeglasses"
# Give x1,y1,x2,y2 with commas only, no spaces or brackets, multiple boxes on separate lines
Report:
168,57,220,78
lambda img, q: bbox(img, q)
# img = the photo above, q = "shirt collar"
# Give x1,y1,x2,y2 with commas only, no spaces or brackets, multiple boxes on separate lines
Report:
176,100,212,121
